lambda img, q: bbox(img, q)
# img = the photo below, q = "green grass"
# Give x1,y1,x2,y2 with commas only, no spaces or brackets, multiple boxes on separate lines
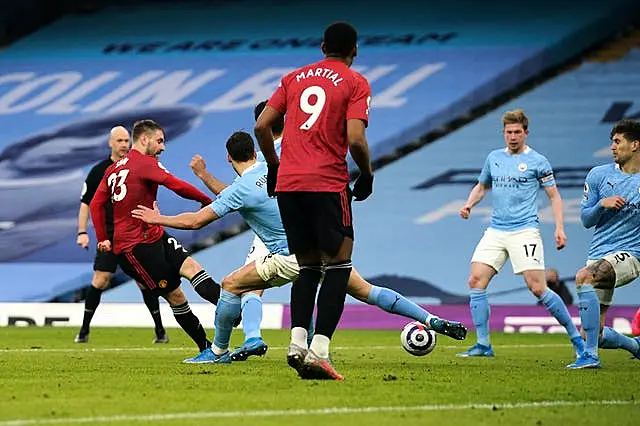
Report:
0,328,636,425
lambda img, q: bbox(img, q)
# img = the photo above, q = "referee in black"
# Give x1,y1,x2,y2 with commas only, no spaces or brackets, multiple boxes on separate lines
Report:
74,126,168,344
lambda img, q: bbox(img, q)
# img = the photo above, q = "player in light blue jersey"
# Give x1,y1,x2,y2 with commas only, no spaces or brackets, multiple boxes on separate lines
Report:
457,109,584,359
568,119,640,369
133,113,467,367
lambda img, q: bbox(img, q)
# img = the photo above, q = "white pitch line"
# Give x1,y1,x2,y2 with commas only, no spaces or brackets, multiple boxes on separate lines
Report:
0,343,571,354
0,399,634,426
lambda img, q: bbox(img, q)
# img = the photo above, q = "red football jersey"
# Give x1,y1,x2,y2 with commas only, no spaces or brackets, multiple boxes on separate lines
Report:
90,149,212,254
268,58,371,192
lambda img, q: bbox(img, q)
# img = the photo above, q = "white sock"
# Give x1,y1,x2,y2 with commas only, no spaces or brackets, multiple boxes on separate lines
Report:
309,334,330,358
212,344,227,355
291,327,308,348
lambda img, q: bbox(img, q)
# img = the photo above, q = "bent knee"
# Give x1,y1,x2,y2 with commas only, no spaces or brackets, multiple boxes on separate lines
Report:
221,274,237,292
468,274,489,289
575,268,592,286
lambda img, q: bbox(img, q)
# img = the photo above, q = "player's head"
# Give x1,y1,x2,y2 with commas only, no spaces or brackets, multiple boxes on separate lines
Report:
226,131,257,174
321,22,358,66
108,126,130,160
501,109,529,154
610,119,640,166
132,119,166,157
254,100,284,137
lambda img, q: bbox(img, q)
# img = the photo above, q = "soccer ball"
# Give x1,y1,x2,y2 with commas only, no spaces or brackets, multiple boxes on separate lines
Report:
400,321,437,356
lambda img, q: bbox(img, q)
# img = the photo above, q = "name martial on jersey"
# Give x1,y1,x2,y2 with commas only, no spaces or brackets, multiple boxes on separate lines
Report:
295,67,344,86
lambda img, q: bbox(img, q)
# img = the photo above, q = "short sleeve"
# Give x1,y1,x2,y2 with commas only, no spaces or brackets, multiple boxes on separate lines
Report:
478,154,492,185
346,75,371,126
581,168,601,208
536,156,555,187
210,184,245,217
81,165,102,204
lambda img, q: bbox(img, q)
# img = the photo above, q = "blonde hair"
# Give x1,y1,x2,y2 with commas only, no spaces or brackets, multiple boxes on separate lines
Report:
501,109,529,130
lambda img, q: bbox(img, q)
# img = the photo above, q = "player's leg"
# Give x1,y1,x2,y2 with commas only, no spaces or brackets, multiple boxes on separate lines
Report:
457,229,506,357
160,232,220,305
239,236,268,351
161,286,215,362
301,188,357,381
346,268,467,340
75,249,116,343
584,253,640,360
277,192,322,373
508,229,583,358
139,289,168,344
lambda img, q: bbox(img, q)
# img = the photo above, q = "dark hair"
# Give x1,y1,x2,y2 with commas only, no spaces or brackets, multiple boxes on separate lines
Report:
226,131,255,162
323,22,357,57
254,100,284,135
610,119,640,142
132,119,165,142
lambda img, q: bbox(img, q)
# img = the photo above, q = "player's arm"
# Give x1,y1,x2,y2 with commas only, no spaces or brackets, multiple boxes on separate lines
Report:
538,161,566,249
132,202,219,230
77,167,102,248
88,178,110,244
580,168,625,228
145,160,213,205
348,77,374,200
460,156,491,218
190,154,228,196
254,105,283,166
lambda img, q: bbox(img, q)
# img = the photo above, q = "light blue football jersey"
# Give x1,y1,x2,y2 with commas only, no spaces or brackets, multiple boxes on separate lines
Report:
209,161,289,256
581,163,640,259
478,146,556,231
256,137,282,162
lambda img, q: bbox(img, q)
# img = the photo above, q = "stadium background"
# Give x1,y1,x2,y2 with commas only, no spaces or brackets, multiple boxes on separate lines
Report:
0,0,639,333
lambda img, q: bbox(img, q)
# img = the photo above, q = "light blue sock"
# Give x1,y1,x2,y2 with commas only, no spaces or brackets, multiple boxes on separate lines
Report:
241,293,263,341
470,288,490,346
538,289,580,340
307,317,315,348
600,326,640,354
577,284,600,357
367,285,429,323
213,290,242,352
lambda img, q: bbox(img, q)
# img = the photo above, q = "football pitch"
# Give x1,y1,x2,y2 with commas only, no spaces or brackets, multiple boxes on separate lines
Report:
0,328,636,426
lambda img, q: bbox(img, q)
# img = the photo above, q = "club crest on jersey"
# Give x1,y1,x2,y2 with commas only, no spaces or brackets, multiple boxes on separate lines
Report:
518,163,528,172
158,280,167,289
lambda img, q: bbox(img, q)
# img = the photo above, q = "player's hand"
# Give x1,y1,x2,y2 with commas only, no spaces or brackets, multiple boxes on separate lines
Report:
601,196,626,210
131,202,161,224
352,173,374,201
266,164,279,197
97,240,112,252
190,155,207,177
554,227,567,250
459,205,472,219
76,233,89,250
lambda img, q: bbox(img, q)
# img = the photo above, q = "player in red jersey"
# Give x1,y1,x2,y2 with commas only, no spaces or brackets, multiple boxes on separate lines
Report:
89,119,220,356
255,22,374,380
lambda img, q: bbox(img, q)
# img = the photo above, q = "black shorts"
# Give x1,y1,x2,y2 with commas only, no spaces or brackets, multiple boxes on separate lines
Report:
93,249,118,274
277,186,354,256
116,232,190,295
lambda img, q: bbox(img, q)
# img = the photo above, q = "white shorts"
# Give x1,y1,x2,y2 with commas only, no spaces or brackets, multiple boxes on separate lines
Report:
471,227,545,274
246,234,300,287
585,251,640,305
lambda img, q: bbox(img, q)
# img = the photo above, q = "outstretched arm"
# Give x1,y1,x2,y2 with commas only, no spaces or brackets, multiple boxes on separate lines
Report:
162,174,212,206
132,202,219,230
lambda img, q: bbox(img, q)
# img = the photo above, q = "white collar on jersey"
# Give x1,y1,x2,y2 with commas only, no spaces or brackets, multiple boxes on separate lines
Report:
504,145,531,154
